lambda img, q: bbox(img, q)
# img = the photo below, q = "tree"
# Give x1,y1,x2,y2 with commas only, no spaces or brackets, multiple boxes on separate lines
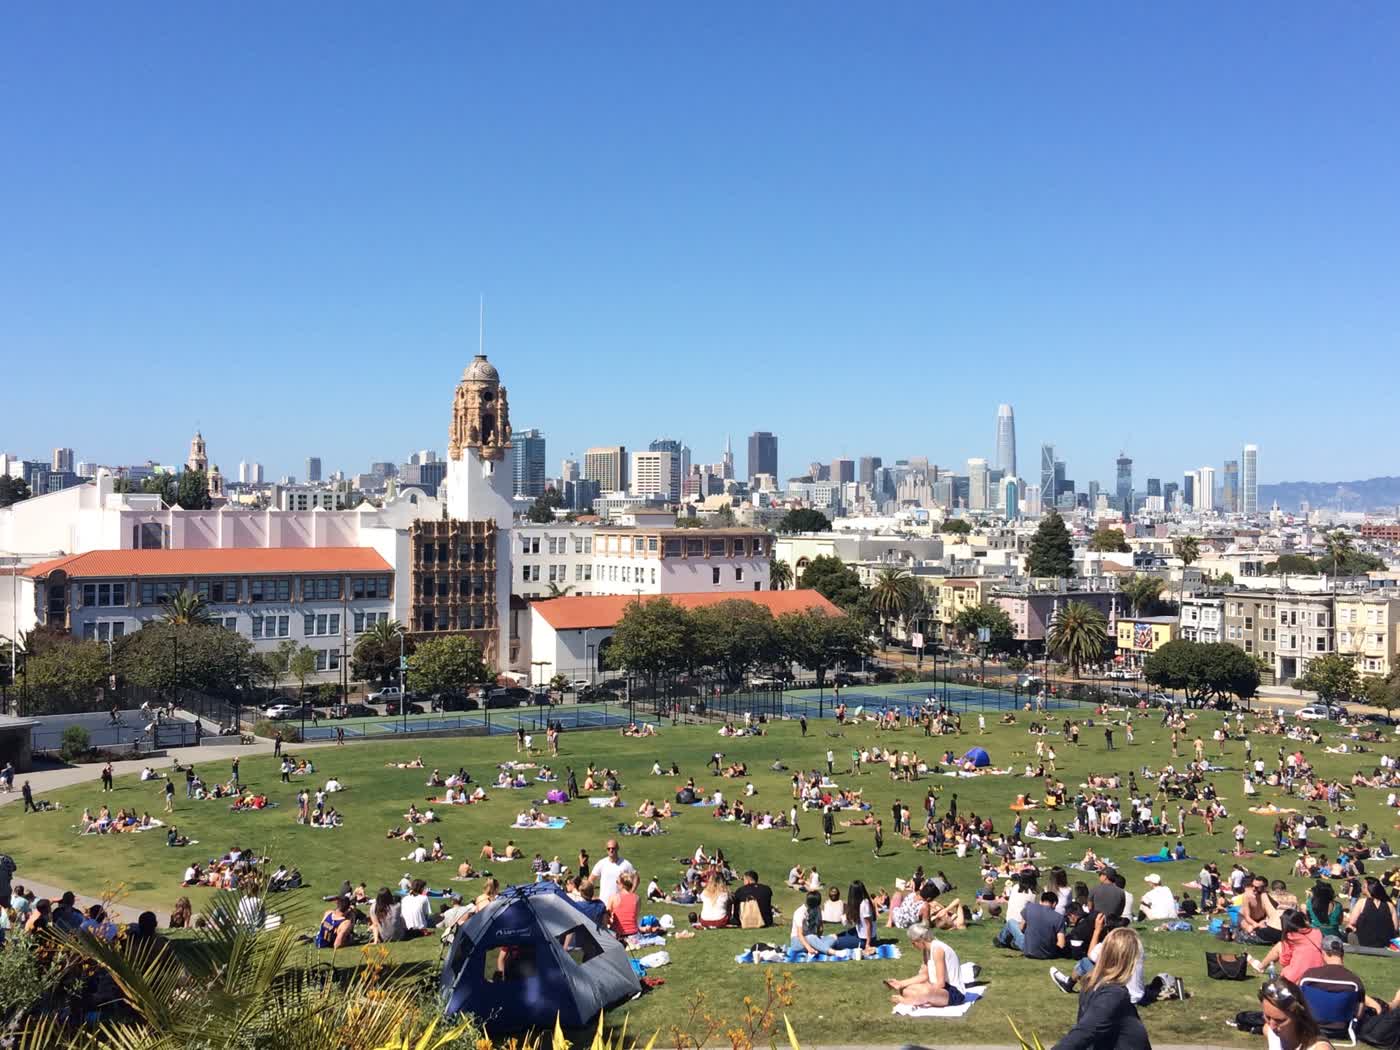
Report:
1322,530,1355,582
23,639,109,704
689,600,779,683
176,470,212,510
776,508,832,533
776,609,874,687
351,620,409,685
115,621,255,695
140,473,178,505
869,568,918,640
1088,527,1130,553
258,640,299,693
1296,652,1361,703
796,555,866,611
952,602,1016,653
159,589,211,625
1364,671,1400,715
526,488,564,524
288,645,317,694
1173,535,1201,605
1120,574,1166,617
544,582,574,598
605,597,691,688
1264,554,1318,575
940,519,972,537
1025,511,1074,578
1144,640,1260,704
1047,600,1108,677
0,475,32,508
769,558,794,591
408,635,492,695
712,504,737,527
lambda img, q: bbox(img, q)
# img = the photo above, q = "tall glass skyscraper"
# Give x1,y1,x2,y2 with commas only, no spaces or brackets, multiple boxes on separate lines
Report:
512,428,547,497
995,404,1017,478
1040,443,1056,506
1115,453,1133,513
1241,444,1259,515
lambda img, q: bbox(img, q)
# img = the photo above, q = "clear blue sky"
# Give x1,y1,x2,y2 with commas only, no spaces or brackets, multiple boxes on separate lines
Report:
3,4,1398,488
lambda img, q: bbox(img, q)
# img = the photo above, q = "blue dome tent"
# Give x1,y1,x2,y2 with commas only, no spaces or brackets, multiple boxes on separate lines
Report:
960,747,991,768
441,882,641,1032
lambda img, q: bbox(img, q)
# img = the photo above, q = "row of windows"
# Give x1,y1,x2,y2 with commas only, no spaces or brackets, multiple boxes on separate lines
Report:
304,613,341,637
251,615,291,639
418,542,488,563
353,610,389,632
81,621,126,641
416,575,490,598
89,575,390,606
1339,607,1390,626
1338,631,1388,649
418,609,489,632
315,649,341,672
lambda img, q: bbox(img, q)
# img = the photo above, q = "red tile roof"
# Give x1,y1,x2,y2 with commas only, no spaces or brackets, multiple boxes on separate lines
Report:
23,547,392,579
531,590,841,630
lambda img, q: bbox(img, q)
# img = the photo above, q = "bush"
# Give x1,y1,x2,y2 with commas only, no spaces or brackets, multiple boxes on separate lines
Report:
59,725,91,762
253,719,301,743
1007,656,1028,673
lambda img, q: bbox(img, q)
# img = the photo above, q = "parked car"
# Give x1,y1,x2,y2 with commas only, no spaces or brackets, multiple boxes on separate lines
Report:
263,702,299,720
329,702,374,719
367,685,402,703
385,696,425,715
486,686,532,709
431,692,479,712
1297,704,1346,721
568,679,591,692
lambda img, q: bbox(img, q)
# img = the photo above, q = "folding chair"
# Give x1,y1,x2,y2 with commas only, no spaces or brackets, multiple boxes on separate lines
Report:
1299,975,1360,1048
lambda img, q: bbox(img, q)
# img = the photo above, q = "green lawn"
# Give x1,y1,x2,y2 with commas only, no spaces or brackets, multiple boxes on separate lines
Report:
5,700,1399,1046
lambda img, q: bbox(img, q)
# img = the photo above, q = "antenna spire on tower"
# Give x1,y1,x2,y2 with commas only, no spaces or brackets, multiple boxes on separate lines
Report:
478,295,485,356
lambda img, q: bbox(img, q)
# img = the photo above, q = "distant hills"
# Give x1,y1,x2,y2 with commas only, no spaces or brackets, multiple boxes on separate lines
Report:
1259,476,1400,513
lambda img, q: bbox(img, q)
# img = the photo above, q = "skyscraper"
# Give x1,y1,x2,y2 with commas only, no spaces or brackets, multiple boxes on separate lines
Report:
858,456,882,486
513,428,547,498
720,435,734,480
747,432,778,487
995,404,1017,477
1040,443,1056,506
831,458,855,486
1146,478,1161,498
51,447,74,473
583,446,627,492
1197,466,1216,512
306,456,322,483
631,451,675,500
648,438,688,502
1183,472,1196,509
967,458,990,510
1115,453,1133,513
1221,460,1239,513
560,458,579,483
1241,444,1259,515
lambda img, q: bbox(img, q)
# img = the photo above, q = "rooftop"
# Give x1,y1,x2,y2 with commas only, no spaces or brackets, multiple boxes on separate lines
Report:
531,589,840,630
23,547,393,579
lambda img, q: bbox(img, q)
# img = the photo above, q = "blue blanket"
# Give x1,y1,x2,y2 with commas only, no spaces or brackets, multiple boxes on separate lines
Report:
1134,854,1191,863
735,943,901,964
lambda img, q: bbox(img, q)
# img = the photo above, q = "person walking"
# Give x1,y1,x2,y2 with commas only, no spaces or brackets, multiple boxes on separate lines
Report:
799,715,808,737
231,757,240,789
790,804,801,844
185,765,196,799
163,779,175,813
101,763,114,792
892,799,903,837
822,803,834,846
21,781,36,813
273,730,282,757
826,749,834,777
873,819,884,858
1104,726,1115,751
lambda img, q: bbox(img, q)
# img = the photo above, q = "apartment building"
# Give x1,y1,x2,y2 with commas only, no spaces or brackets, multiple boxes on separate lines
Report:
1223,591,1278,684
1274,592,1335,684
1179,594,1225,644
1334,594,1400,676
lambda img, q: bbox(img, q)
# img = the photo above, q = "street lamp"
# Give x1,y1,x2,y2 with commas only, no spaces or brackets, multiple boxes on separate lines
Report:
399,627,408,734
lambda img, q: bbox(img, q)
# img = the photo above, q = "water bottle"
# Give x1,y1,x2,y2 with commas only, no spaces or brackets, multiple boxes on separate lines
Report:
1267,961,1277,981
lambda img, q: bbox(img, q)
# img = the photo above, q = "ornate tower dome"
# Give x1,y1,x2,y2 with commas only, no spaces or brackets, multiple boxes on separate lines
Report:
449,355,512,462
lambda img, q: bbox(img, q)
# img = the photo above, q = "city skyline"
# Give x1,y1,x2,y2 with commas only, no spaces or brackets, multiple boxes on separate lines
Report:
4,8,1399,481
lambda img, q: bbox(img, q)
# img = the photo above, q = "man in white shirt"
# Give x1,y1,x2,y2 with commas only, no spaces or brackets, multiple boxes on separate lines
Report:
589,839,636,901
400,880,434,930
1138,873,1178,920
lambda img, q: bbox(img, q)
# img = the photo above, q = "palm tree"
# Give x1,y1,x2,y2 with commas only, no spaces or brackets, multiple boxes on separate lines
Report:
23,887,459,1050
1047,600,1108,678
545,582,575,598
158,589,210,625
365,618,405,649
1120,574,1165,617
870,567,917,641
769,558,794,591
1323,530,1355,589
1172,536,1201,607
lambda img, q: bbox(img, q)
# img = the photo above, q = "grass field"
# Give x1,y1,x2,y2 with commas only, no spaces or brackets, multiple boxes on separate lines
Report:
5,691,1399,1046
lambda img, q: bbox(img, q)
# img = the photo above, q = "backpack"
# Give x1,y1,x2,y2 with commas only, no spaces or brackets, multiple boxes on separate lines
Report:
1360,1009,1400,1049
739,899,765,929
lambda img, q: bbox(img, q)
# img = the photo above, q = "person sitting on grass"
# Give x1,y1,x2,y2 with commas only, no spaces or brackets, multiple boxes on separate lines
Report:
316,897,356,948
1046,927,1152,1049
884,921,965,1007
368,888,406,944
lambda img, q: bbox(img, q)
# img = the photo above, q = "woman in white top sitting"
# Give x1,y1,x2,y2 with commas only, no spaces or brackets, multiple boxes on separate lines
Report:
698,876,731,928
885,921,967,1007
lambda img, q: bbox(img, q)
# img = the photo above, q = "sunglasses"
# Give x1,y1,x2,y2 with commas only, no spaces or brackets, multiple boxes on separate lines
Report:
1261,979,1296,1005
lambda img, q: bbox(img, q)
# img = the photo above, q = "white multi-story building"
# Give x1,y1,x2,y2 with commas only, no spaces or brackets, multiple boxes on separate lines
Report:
1178,594,1224,643
630,451,675,500
1274,592,1334,684
1242,444,1259,516
1197,466,1216,512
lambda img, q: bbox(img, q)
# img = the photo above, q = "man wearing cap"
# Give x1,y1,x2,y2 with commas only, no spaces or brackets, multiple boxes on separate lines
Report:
1138,873,1178,920
1089,867,1125,920
1300,936,1375,1020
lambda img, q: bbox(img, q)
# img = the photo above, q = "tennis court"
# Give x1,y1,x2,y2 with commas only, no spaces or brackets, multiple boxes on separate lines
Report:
295,701,637,741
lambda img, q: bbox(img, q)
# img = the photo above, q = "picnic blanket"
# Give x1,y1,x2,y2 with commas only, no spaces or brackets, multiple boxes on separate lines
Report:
735,944,901,965
588,797,622,807
1028,834,1072,842
1134,854,1191,863
893,990,984,1018
515,817,569,830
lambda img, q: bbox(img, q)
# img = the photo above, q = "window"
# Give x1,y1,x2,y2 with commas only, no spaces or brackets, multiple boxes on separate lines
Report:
140,580,183,605
252,614,290,639
575,564,583,582
195,578,239,603
1244,616,1252,630
648,537,658,552
712,566,721,585
531,565,541,582
708,539,726,557
622,566,630,583
733,538,746,555
352,610,387,632
531,538,540,554
1317,636,1328,652
1317,613,1327,628
521,564,530,582
584,537,592,554
352,576,390,599
520,536,531,554
422,542,435,564
1245,639,1253,652
664,538,683,558
584,565,592,581
221,616,237,630
547,537,557,555
650,567,656,584
314,648,341,671
304,613,340,636
634,537,645,552
735,567,744,582
82,582,128,607
685,538,704,557
249,578,291,602
303,577,339,601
